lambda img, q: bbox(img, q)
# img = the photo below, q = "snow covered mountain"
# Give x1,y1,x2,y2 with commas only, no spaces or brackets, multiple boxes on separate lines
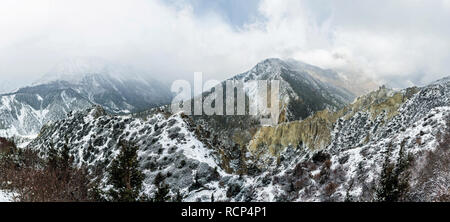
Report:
232,58,356,122
0,58,172,139
28,106,227,201
26,55,450,201
35,58,173,114
245,77,450,201
188,58,357,173
0,85,92,139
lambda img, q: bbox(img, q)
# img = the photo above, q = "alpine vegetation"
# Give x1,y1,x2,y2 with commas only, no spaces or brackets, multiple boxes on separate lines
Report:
1,58,449,202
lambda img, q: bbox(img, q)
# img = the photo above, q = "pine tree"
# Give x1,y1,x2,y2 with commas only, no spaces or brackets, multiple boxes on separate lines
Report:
376,145,410,202
108,140,144,202
152,172,170,202
153,182,170,202
172,190,184,202
60,137,73,173
47,143,59,170
47,139,73,177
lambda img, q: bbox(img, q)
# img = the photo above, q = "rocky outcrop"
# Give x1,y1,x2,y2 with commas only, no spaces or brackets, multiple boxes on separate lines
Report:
247,86,420,167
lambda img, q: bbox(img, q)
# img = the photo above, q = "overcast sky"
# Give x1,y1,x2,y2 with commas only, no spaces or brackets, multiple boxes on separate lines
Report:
1,0,450,92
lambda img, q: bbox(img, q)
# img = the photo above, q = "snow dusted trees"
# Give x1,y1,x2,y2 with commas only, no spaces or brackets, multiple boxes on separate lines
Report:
411,117,450,201
434,126,450,201
376,143,411,202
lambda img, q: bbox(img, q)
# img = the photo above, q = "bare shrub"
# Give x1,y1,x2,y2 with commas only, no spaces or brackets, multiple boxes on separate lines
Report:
0,144,94,202
0,137,16,154
324,182,338,196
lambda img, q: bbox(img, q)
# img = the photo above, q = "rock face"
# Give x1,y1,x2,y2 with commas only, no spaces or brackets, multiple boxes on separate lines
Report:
248,86,419,163
241,77,450,202
0,58,172,139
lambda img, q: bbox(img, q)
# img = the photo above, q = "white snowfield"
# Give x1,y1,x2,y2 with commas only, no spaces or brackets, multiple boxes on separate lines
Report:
0,190,14,202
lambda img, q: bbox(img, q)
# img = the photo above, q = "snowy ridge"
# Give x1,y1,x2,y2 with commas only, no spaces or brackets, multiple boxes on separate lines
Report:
29,106,230,201
236,76,450,201
232,58,355,121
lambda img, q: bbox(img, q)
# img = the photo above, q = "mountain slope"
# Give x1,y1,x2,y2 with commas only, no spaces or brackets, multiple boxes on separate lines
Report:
34,58,173,114
0,59,173,139
232,58,355,121
0,86,92,138
29,106,228,201
282,59,378,96
27,76,450,202
241,76,450,201
190,58,357,173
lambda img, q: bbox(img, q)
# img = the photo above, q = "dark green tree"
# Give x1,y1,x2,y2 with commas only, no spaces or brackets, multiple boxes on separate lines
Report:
47,143,59,170
172,189,184,202
153,182,170,202
152,172,170,202
47,138,73,174
376,145,410,202
108,140,144,202
60,138,73,172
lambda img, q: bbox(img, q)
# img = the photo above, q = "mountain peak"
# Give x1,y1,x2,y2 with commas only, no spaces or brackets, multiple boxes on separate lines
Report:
254,58,289,71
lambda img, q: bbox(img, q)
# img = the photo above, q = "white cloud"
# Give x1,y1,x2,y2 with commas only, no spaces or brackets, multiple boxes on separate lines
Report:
0,0,449,90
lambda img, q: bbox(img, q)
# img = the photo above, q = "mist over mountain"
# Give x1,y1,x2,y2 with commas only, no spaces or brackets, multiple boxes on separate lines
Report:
0,81,16,94
0,58,173,139
35,58,173,113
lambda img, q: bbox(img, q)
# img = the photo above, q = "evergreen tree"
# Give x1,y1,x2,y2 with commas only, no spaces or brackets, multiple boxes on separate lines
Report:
376,145,410,202
152,172,170,202
108,140,144,202
60,137,73,172
153,182,170,202
172,190,184,202
47,139,73,174
47,143,59,170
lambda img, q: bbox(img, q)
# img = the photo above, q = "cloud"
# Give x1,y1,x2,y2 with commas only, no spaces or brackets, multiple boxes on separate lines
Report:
0,0,449,91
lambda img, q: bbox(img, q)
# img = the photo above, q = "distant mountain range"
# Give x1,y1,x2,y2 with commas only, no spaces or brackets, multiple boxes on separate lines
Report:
0,58,172,138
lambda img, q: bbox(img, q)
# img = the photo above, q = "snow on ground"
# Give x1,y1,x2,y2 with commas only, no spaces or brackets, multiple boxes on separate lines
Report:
0,190,15,202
